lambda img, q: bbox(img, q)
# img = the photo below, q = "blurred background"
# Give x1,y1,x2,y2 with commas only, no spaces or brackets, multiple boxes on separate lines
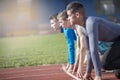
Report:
0,0,120,37
0,0,120,68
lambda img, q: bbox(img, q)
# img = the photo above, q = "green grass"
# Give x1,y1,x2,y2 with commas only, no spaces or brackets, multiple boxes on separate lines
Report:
0,33,68,68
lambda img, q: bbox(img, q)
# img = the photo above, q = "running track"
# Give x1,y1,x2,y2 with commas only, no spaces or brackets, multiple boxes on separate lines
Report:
0,64,119,80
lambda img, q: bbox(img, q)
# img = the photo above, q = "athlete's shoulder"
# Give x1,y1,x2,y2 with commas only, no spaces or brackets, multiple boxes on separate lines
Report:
86,16,102,23
86,16,98,21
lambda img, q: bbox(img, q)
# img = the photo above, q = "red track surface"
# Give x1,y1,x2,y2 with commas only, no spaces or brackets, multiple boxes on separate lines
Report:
0,64,119,80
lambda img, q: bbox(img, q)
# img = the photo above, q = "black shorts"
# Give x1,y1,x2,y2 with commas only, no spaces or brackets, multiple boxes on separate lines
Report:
101,36,120,70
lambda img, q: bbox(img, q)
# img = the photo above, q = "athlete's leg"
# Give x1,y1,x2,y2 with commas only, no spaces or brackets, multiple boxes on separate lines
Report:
102,40,120,70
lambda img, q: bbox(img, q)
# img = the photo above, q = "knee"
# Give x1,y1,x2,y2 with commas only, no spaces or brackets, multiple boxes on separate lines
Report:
101,57,109,70
101,60,113,70
101,63,109,70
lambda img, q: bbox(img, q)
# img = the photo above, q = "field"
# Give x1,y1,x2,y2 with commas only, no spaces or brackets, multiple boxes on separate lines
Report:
0,33,69,68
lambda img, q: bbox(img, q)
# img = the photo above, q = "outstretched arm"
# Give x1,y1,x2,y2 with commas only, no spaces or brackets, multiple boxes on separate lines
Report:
77,28,86,73
72,35,80,73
